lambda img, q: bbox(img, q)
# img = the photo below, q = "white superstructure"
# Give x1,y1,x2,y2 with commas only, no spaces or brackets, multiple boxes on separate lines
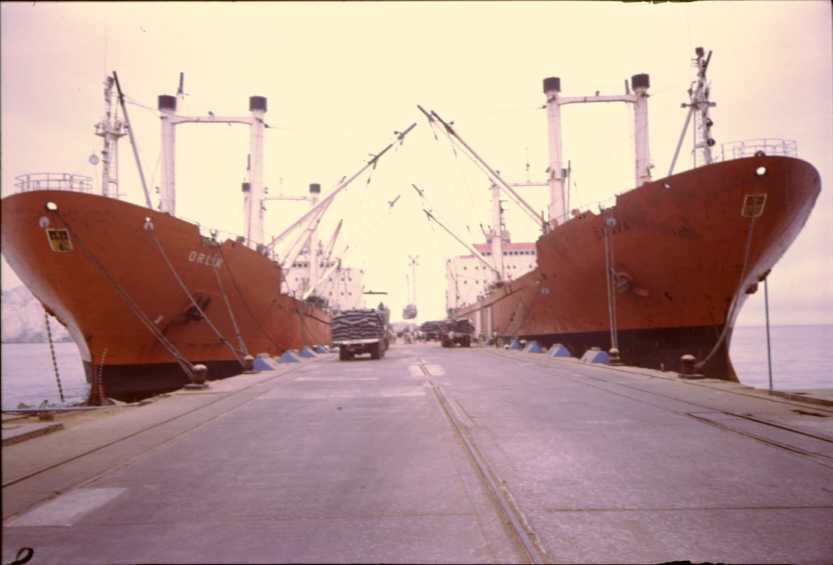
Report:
445,234,537,312
286,245,365,311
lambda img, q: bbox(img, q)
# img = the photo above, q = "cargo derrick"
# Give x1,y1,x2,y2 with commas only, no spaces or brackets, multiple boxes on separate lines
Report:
1,73,415,401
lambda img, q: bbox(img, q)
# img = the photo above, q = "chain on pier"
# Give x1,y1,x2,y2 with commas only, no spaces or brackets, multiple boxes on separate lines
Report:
43,308,66,403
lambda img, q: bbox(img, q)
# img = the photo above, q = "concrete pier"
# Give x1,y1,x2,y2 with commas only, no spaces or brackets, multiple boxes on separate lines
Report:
3,344,832,564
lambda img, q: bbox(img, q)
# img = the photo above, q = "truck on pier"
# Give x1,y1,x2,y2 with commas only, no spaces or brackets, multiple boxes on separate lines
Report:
332,307,389,361
439,319,475,348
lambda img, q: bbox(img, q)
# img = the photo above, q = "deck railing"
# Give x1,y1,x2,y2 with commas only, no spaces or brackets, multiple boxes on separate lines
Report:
715,138,798,162
14,172,93,193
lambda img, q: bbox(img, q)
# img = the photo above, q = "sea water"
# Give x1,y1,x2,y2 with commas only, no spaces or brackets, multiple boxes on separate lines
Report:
1,325,831,409
1,341,89,410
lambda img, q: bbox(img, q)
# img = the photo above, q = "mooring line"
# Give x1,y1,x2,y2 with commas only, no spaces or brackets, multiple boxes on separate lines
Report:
52,210,195,383
421,362,551,564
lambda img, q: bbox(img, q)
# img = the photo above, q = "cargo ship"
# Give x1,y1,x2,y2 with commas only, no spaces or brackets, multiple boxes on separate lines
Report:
443,48,821,379
1,74,410,401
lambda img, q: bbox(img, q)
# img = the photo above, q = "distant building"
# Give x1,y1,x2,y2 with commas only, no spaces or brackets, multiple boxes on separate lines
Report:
286,246,365,311
445,231,537,312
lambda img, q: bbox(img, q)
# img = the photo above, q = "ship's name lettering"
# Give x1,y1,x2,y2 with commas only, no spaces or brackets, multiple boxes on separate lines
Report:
188,251,223,268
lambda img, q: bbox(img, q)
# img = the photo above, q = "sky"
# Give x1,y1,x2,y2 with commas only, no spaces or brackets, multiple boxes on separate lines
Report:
2,1,831,327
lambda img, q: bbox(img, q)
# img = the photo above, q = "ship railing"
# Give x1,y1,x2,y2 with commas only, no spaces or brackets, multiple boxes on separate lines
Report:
14,172,93,193
555,194,618,225
714,138,798,162
183,218,281,262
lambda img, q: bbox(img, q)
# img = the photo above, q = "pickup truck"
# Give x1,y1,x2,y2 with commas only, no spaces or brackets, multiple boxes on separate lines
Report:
439,319,475,348
332,308,389,361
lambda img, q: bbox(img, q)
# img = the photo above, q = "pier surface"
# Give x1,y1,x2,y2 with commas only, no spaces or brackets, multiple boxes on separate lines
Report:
3,343,833,564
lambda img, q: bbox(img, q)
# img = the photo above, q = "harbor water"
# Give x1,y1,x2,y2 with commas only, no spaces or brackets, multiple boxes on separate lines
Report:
2,324,831,410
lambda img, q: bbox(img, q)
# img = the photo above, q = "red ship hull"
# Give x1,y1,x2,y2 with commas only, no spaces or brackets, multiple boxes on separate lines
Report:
2,190,330,400
456,156,820,379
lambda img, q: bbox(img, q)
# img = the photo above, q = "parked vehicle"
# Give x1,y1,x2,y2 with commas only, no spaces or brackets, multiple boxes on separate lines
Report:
439,319,475,348
332,308,389,360
419,320,443,341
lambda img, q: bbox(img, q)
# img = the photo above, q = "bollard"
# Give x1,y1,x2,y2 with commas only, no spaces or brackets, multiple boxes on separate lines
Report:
608,347,623,366
679,354,705,379
184,364,210,389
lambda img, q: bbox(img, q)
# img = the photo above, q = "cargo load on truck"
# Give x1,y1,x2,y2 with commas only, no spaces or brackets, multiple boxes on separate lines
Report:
332,307,389,361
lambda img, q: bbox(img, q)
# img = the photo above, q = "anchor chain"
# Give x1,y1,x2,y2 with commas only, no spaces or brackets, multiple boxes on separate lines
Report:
42,307,65,403
89,348,107,406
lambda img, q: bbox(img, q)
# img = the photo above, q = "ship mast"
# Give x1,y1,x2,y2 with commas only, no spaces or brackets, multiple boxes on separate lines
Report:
307,183,321,295
157,92,269,248
542,72,652,227
95,76,126,199
668,47,716,176
690,47,716,167
489,181,506,282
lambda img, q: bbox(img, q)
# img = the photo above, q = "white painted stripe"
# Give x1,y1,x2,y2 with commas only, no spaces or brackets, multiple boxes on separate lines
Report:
7,488,126,527
426,364,446,376
408,365,425,377
258,387,425,400
295,377,379,382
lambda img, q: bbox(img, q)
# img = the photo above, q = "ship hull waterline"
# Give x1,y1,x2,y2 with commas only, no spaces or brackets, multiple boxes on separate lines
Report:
1,190,331,402
455,156,820,379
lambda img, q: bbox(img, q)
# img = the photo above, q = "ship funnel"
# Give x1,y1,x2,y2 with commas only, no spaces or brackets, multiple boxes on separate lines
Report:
158,95,177,112
241,182,251,192
543,77,561,93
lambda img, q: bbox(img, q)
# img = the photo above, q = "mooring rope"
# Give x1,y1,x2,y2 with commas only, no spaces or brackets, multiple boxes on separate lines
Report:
43,307,65,403
146,221,245,367
53,210,195,382
213,265,249,357
696,216,758,369
214,243,278,345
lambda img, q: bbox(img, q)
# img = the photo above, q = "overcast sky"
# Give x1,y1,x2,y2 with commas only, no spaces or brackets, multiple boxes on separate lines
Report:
2,1,831,327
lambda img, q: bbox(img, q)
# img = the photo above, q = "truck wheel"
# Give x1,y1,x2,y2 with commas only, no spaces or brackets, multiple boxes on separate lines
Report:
370,342,381,360
339,349,352,361
463,336,471,347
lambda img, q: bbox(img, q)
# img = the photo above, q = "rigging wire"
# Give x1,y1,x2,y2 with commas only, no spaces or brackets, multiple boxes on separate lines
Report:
432,117,481,236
